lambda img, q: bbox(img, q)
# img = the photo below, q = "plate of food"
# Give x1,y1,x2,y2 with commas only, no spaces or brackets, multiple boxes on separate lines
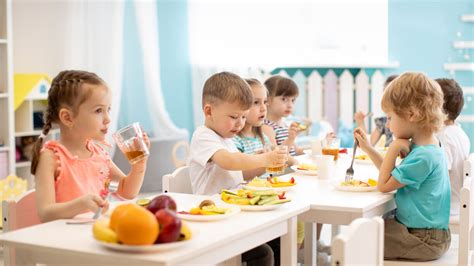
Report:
334,179,378,192
241,176,296,192
177,199,240,222
291,164,318,176
96,237,191,253
220,189,290,211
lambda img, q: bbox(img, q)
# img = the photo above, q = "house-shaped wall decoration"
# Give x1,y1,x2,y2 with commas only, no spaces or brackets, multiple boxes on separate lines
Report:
14,74,51,111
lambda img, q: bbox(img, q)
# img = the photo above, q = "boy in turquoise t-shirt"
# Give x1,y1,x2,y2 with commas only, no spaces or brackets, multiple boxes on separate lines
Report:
354,72,451,261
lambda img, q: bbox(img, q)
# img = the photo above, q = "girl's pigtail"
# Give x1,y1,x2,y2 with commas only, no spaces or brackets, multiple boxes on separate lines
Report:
30,120,52,175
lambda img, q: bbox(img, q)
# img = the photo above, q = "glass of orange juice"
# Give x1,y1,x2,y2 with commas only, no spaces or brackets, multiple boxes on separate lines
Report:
322,138,340,161
265,145,288,175
113,122,149,164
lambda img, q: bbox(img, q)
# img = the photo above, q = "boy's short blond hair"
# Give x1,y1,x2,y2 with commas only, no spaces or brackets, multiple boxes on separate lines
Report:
202,72,253,110
381,72,446,133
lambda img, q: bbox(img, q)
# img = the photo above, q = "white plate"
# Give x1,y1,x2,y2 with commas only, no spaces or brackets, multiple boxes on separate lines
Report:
333,181,377,192
241,184,293,193
238,204,283,211
96,237,192,253
290,165,318,176
303,149,312,155
177,205,240,222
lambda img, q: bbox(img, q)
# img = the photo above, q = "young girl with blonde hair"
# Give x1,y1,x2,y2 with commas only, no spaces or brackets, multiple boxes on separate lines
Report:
31,70,149,222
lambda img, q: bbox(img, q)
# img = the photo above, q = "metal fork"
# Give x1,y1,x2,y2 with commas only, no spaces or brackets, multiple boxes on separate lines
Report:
92,179,119,219
345,139,359,182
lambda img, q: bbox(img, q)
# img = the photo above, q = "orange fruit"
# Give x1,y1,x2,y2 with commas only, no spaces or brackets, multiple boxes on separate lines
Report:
110,203,136,232
115,204,159,245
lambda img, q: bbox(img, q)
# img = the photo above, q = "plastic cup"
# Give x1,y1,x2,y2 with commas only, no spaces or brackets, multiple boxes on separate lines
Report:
265,145,288,175
311,139,322,158
113,122,149,164
315,155,335,179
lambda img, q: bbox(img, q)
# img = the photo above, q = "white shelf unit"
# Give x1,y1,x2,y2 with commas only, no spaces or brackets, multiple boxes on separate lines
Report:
461,14,474,22
0,0,15,180
444,62,474,72
453,41,474,49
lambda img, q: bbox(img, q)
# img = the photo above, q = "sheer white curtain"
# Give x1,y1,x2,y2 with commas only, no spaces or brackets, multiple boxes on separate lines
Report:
13,0,125,147
65,1,125,146
133,0,188,140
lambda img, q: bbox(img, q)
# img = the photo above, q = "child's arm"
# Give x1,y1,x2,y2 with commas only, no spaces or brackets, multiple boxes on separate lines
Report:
354,111,367,133
242,168,266,181
35,150,107,222
354,128,384,168
370,129,383,147
376,139,409,192
109,133,150,199
212,149,287,171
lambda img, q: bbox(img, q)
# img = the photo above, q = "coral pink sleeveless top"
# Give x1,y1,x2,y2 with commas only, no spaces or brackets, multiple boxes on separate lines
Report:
42,140,111,203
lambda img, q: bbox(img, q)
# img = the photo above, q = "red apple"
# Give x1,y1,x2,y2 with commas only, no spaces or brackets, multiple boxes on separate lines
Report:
147,195,177,214
155,209,182,243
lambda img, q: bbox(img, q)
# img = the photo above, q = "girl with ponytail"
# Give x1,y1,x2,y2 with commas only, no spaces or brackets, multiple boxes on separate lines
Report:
32,70,149,222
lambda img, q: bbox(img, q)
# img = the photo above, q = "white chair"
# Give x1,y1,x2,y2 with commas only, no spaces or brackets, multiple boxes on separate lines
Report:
2,189,41,266
2,189,41,232
450,153,474,234
385,176,474,265
162,166,192,193
331,217,384,266
171,140,190,168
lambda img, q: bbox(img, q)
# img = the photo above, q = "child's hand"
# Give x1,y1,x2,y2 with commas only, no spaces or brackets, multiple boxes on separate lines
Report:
80,194,109,214
354,111,366,124
264,149,288,167
354,127,372,151
287,122,298,143
390,139,411,158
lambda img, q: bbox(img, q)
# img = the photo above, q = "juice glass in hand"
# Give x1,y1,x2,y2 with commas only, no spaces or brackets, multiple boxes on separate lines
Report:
113,122,149,164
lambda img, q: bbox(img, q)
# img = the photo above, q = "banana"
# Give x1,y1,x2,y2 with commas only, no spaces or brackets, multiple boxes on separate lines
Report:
93,219,118,243
179,222,192,241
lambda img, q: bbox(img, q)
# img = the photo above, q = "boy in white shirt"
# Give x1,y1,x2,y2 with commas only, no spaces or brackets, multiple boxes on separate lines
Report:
188,71,287,195
436,78,471,216
188,72,288,266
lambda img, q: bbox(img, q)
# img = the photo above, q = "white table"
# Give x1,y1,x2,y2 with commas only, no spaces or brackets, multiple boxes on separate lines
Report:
0,193,309,266
291,154,396,266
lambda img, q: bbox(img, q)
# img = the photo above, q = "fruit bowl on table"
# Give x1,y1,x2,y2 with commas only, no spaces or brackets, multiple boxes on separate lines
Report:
94,195,193,252
95,235,193,253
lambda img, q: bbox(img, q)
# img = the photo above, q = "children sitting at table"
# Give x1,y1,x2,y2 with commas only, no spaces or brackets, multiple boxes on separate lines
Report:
188,71,288,266
354,72,451,261
436,78,471,216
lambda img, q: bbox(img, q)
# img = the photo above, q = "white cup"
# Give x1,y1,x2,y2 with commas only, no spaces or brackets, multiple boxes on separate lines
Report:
315,154,335,179
311,139,322,158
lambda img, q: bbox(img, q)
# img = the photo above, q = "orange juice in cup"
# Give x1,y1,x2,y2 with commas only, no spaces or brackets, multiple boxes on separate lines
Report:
113,122,149,164
265,145,288,175
322,138,340,161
